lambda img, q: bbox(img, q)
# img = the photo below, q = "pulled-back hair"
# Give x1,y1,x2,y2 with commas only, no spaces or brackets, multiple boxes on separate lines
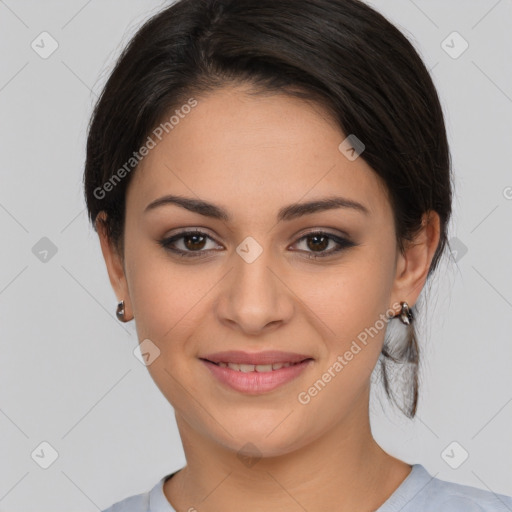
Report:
83,0,453,418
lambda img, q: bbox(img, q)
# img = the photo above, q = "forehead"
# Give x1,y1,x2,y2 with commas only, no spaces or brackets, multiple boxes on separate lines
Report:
127,85,390,222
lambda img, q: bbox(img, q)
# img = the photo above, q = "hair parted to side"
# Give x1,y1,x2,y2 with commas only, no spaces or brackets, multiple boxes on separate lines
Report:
83,0,453,418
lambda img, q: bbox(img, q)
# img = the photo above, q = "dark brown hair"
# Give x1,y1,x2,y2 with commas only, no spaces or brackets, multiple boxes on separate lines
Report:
83,0,453,418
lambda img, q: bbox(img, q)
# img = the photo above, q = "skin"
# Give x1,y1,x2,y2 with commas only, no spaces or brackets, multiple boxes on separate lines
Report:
97,84,440,512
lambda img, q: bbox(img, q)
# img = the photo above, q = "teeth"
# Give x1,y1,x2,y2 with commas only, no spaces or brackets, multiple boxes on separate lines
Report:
255,364,273,372
220,361,297,372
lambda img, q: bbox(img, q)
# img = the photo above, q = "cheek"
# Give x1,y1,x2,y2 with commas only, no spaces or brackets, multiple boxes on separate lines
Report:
293,262,394,423
125,248,209,407
297,245,396,381
125,240,205,344
305,246,395,334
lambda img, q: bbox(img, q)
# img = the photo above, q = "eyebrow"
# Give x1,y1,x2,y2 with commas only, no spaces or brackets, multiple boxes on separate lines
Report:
144,194,370,222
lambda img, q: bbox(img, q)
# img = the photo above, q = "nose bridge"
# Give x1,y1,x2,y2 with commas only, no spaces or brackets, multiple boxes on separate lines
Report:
217,235,292,333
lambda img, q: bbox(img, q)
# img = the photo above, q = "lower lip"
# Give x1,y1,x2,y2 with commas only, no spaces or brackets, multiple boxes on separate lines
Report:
201,359,314,394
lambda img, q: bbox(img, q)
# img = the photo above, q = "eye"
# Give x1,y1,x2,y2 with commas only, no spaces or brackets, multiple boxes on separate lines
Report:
291,231,356,259
158,229,356,259
158,230,222,258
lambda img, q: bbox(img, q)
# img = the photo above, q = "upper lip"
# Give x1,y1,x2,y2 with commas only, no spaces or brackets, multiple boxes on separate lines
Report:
200,350,313,365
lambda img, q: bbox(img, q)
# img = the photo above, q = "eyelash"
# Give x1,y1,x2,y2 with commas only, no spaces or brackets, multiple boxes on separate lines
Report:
158,229,356,259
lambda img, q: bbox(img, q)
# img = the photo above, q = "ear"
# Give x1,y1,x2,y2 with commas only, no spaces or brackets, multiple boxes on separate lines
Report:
95,211,133,321
390,210,441,315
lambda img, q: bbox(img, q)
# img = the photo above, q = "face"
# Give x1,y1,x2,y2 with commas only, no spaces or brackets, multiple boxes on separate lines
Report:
98,84,438,458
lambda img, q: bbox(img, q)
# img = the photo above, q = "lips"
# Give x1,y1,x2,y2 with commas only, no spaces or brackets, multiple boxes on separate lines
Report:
199,350,314,393
200,350,312,366
200,355,314,394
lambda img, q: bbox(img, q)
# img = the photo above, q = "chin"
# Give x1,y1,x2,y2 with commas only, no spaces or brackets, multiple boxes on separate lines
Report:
210,418,311,460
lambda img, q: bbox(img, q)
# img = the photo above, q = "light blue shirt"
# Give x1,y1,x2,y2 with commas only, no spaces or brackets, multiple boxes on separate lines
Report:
102,464,512,511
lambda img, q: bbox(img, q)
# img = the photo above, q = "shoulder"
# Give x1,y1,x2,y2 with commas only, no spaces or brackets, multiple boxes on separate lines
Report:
391,465,512,512
424,476,512,511
101,472,175,512
101,491,149,512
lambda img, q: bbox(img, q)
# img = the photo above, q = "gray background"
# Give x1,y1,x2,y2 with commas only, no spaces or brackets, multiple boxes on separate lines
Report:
1,0,511,510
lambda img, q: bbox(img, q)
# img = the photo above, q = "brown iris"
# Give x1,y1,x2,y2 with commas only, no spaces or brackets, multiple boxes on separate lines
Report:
306,234,329,252
184,233,207,251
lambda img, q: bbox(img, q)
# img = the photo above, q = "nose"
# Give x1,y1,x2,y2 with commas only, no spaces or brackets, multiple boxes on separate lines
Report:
215,242,294,336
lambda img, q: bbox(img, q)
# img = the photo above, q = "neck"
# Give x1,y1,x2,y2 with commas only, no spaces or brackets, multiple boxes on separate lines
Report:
164,389,411,512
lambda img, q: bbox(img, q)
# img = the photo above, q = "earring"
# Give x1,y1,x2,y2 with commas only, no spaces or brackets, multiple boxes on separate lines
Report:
116,300,126,322
398,301,413,325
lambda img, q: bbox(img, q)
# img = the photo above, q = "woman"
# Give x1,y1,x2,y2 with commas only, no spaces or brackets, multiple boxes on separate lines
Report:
84,0,512,510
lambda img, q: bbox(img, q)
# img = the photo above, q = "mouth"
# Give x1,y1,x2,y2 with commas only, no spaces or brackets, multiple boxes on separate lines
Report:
200,359,312,372
199,351,314,394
